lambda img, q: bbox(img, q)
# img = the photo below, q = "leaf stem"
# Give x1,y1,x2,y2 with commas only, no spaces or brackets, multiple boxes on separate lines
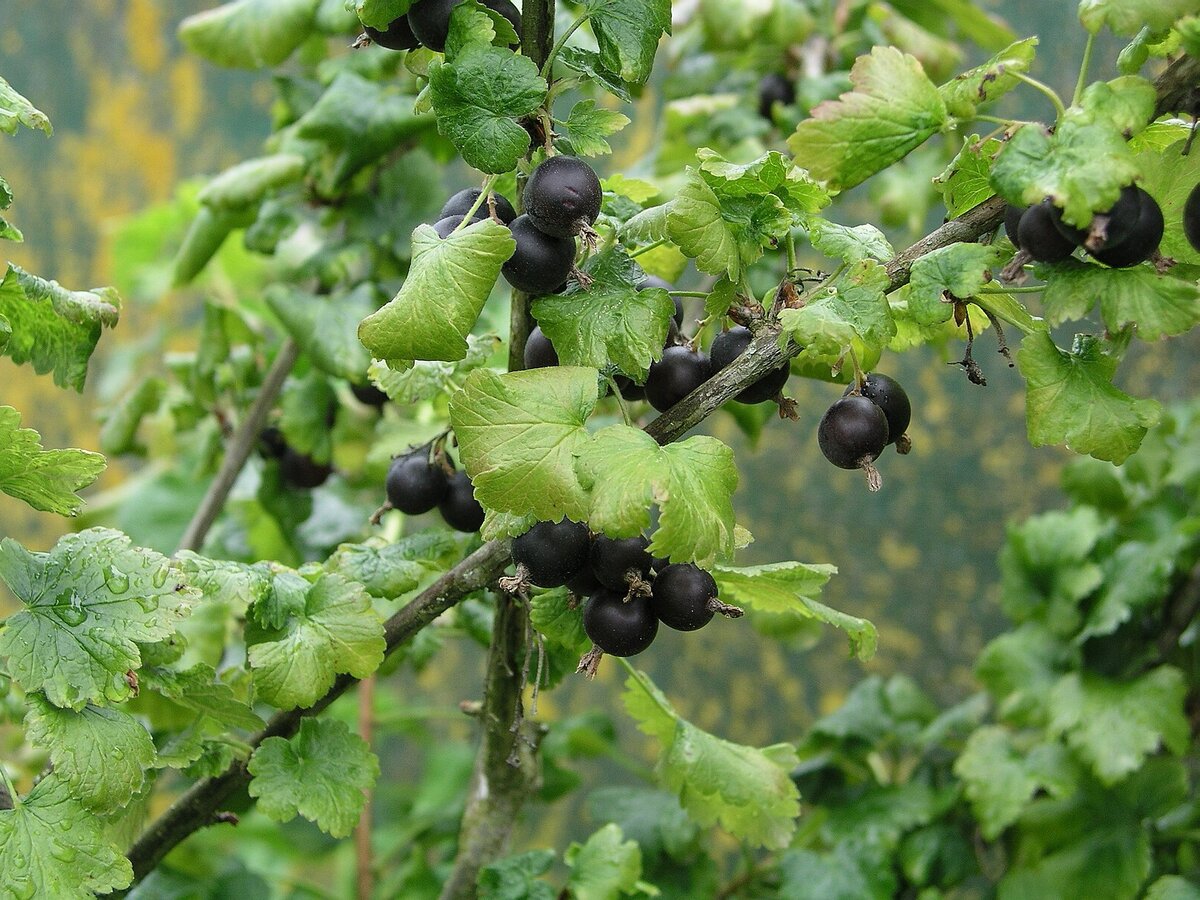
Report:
540,12,589,81
976,285,1045,294
0,764,17,809
1012,72,1067,121
617,658,678,721
1073,32,1096,108
667,291,709,298
453,175,499,233
629,237,668,259
785,231,798,273
355,674,376,900
605,374,635,426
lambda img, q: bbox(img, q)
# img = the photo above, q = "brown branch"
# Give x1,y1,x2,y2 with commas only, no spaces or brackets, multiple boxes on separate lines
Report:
1154,54,1200,120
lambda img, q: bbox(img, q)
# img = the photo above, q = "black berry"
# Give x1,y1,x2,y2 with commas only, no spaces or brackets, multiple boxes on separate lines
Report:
1090,187,1163,268
1052,184,1141,252
1004,204,1025,245
386,449,450,514
710,326,790,404
1185,183,1200,253
590,535,653,592
1017,201,1077,263
501,215,577,295
440,188,517,225
758,73,795,121
365,16,420,50
511,519,591,588
566,566,603,597
844,373,910,446
523,156,602,239
408,0,520,52
818,395,889,470
613,374,647,401
438,470,485,532
258,425,288,459
280,448,333,489
651,564,717,632
351,382,388,408
583,589,658,656
523,326,559,369
645,346,711,412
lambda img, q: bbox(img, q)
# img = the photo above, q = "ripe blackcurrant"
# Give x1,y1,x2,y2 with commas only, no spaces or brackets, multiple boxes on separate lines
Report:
1016,201,1076,263
639,274,684,326
710,326,790,404
758,73,795,121
523,326,559,369
645,345,712,412
408,0,520,52
351,382,388,408
566,566,603,598
818,395,888,471
1052,184,1141,252
501,215,577,295
1185,183,1200,253
583,589,658,656
1004,204,1025,246
1090,188,1163,268
280,448,333,489
438,470,485,532
844,373,910,446
651,564,718,632
258,425,288,459
386,449,449,514
523,156,602,239
590,535,653,592
613,374,647,401
511,518,591,588
365,16,420,50
439,188,517,225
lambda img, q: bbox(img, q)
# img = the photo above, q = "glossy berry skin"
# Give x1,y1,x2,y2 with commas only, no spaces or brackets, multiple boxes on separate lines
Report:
844,373,910,445
583,589,658,656
1091,188,1163,268
439,188,516,225
1004,204,1026,245
523,326,559,369
1017,201,1077,262
438,470,485,532
280,448,333,489
365,16,420,50
710,326,790,404
613,374,647,401
1186,183,1200,253
502,215,576,295
511,519,591,588
523,156,602,238
652,564,717,632
758,73,796,121
818,395,889,469
351,382,388,408
646,346,711,412
408,0,520,52
639,275,684,326
386,450,449,514
1052,184,1141,251
566,566,603,597
590,535,653,592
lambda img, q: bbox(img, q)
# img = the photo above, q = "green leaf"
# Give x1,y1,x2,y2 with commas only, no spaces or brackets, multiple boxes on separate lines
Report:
777,843,896,900
1146,877,1200,900
1037,258,1200,338
788,46,947,191
444,1,520,58
1078,0,1200,35
935,134,1003,218
326,531,466,599
0,529,196,710
938,37,1038,118
1017,332,1161,463
267,283,377,380
1048,667,1189,785
778,259,894,361
977,624,1070,725
198,153,307,209
0,406,106,516
712,562,876,659
23,693,156,811
99,375,165,456
351,0,413,29
529,588,590,654
359,220,515,364
557,47,633,104
368,334,499,404
140,662,266,733
586,787,699,862
584,0,672,85
576,425,739,567
174,552,273,613
0,75,52,135
564,823,643,900
280,369,336,462
449,367,598,523
809,220,893,264
907,243,1002,325
560,99,631,157
178,0,319,68
532,248,673,381
429,48,547,173
0,774,132,898
623,670,800,849
1135,138,1200,265
248,718,379,838
171,204,255,286
0,265,121,391
477,849,556,900
245,571,385,710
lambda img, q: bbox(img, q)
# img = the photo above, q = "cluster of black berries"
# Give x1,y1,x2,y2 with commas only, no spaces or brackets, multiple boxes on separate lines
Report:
504,519,741,664
384,445,485,532
1006,184,1164,269
362,0,521,53
817,373,912,492
259,425,334,489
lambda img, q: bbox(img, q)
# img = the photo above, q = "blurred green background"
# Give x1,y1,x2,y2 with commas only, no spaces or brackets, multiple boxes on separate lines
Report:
2,0,1199,870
